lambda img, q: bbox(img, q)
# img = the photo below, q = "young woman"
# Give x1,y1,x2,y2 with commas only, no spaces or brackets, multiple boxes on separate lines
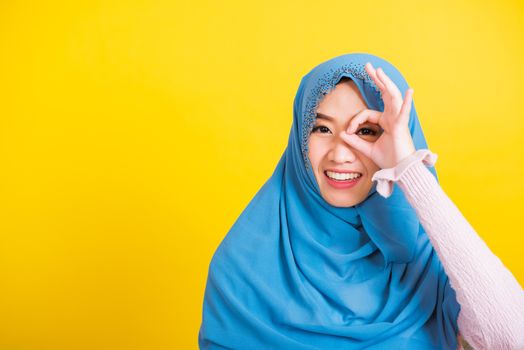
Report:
198,53,524,350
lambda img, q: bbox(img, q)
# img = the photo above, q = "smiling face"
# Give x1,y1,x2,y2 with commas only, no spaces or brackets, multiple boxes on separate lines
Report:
307,78,382,207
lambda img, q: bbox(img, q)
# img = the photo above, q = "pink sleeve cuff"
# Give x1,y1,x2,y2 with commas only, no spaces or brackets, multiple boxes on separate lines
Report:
371,149,438,198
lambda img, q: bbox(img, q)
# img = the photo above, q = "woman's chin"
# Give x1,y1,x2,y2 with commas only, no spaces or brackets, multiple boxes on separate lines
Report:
320,181,371,208
322,192,361,208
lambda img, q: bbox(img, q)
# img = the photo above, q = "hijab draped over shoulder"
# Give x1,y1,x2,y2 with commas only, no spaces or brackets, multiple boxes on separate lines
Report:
198,53,461,349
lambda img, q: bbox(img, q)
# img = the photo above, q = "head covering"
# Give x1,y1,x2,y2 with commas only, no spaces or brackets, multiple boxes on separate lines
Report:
199,53,461,349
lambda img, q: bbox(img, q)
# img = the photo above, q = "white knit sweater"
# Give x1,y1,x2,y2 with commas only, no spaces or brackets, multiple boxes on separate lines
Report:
372,149,524,350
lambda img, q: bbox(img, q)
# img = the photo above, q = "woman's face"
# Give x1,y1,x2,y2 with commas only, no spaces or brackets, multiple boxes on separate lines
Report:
308,79,382,207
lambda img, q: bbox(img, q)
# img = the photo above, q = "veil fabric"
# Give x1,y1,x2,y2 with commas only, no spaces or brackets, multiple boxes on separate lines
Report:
198,53,461,349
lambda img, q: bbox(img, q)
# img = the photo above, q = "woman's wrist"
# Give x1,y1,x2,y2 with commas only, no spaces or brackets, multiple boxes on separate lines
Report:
390,134,416,169
371,149,438,198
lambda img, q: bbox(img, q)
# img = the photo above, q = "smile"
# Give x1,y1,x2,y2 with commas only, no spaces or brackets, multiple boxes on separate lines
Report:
324,171,362,189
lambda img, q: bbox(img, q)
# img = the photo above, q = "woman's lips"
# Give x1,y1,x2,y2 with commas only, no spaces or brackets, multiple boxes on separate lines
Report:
324,171,362,189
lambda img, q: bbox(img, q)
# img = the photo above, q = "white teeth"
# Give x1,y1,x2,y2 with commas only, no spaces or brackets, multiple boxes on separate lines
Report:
326,171,362,181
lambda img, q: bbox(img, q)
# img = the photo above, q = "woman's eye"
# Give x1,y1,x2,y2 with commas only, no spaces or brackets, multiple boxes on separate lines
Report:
311,125,380,137
311,125,331,134
357,127,378,136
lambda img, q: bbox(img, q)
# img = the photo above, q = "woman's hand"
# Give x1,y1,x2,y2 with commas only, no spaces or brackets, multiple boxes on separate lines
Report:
340,62,416,169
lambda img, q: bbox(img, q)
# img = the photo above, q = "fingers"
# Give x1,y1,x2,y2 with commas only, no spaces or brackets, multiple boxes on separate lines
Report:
375,67,402,103
365,62,403,112
339,132,374,158
398,88,414,124
365,63,386,91
346,108,382,134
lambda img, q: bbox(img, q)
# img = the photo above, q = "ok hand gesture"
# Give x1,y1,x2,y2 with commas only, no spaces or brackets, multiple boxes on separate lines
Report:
340,62,416,169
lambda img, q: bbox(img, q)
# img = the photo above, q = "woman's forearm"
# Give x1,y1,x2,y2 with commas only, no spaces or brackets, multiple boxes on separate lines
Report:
373,149,524,350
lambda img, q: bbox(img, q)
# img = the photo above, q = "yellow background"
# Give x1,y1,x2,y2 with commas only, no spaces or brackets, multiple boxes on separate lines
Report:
1,1,523,349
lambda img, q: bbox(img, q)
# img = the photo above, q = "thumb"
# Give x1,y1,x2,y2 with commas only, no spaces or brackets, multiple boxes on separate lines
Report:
340,132,373,158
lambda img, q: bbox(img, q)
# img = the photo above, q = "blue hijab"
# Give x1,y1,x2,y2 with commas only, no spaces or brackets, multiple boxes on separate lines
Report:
199,53,461,349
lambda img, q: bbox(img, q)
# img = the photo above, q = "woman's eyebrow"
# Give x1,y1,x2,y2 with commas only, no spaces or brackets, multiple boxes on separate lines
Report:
316,109,366,122
316,113,335,121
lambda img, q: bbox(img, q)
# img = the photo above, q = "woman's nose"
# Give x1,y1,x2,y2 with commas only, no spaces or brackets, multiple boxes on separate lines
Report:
329,131,357,163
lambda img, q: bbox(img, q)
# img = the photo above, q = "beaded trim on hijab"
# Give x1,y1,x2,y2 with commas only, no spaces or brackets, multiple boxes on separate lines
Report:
301,62,383,171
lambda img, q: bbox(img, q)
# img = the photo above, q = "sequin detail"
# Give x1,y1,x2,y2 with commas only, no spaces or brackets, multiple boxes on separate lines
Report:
371,149,438,198
302,62,382,170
